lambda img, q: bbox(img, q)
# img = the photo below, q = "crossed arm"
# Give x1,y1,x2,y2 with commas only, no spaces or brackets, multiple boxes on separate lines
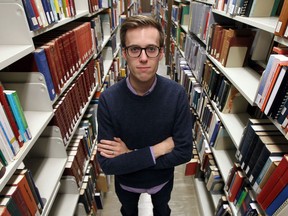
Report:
97,137,175,159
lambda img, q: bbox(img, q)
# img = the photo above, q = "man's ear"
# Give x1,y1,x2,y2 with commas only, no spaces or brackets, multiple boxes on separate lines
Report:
159,47,164,61
122,48,127,60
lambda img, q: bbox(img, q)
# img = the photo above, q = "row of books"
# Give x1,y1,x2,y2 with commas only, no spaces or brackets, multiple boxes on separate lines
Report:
21,0,77,31
0,168,43,215
215,0,284,17
182,34,207,83
0,86,32,168
188,2,214,42
50,59,96,145
171,2,190,26
224,163,265,216
193,119,226,194
207,24,255,68
236,119,288,214
202,59,249,114
255,54,288,133
4,21,94,102
88,0,110,14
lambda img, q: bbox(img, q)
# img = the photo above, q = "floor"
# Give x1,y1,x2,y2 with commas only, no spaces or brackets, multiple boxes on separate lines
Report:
97,165,201,216
96,61,201,216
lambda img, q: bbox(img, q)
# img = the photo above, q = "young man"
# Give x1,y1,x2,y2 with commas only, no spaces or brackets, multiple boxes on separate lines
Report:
96,15,192,216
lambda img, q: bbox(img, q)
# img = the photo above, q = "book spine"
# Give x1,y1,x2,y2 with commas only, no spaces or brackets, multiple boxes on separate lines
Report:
11,92,31,141
4,92,28,143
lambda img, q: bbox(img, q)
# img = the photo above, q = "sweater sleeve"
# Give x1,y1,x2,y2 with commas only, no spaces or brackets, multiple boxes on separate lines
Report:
97,94,156,175
152,88,193,169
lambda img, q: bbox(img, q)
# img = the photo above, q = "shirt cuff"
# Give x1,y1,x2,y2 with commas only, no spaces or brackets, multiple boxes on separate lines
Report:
149,146,156,164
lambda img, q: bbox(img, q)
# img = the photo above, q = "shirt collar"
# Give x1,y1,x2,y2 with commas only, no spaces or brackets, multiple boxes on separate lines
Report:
126,75,157,96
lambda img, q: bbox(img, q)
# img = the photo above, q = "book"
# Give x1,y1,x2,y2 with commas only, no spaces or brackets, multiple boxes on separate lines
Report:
0,197,22,216
238,124,278,167
16,169,44,212
4,90,31,143
261,63,288,112
245,135,288,178
0,86,23,147
34,0,49,27
228,170,245,202
0,206,10,216
273,198,288,216
40,0,54,24
249,145,288,185
0,160,5,178
260,169,288,210
248,0,275,17
255,54,288,109
0,185,30,216
220,28,254,67
274,0,288,37
277,98,288,125
8,171,41,215
41,44,61,95
221,84,248,114
257,155,288,205
21,0,40,31
0,128,14,165
266,66,288,118
266,184,288,215
0,104,20,156
185,158,199,176
253,156,282,193
271,0,284,16
250,29,274,61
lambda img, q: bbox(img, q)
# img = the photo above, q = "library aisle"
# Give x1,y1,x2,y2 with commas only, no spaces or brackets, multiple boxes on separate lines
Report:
96,61,201,216
97,165,201,216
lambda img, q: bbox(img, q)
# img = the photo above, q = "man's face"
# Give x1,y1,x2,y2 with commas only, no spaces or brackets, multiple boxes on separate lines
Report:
122,26,164,84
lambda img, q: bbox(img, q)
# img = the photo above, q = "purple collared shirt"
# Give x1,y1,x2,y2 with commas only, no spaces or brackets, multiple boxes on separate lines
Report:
121,75,168,194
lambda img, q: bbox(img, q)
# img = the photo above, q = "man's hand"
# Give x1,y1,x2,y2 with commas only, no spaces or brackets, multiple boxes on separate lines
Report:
152,137,174,159
97,137,131,158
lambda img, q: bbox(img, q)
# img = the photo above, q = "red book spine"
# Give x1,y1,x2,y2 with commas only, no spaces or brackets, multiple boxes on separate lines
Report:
52,38,67,84
228,170,244,202
57,36,70,81
30,0,43,28
0,86,23,147
260,169,288,210
41,45,61,94
68,30,80,71
257,155,288,204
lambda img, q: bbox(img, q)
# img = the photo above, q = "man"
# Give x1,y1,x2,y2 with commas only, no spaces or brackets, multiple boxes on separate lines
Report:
96,15,192,216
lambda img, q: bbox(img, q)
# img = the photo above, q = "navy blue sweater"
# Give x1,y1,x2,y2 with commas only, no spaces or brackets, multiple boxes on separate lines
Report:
97,74,193,188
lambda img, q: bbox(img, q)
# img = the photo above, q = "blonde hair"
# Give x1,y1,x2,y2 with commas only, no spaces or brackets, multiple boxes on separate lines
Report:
120,15,165,48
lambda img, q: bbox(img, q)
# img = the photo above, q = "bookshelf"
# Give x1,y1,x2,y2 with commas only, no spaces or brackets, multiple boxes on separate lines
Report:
0,0,128,215
162,0,288,215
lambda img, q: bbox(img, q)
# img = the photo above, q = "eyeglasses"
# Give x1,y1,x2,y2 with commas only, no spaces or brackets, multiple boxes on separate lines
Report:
125,45,161,58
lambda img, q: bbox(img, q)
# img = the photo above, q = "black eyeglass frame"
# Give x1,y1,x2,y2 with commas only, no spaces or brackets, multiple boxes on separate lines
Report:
124,45,162,58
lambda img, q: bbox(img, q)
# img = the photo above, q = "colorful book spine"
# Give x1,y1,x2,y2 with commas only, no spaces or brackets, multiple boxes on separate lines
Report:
3,91,28,143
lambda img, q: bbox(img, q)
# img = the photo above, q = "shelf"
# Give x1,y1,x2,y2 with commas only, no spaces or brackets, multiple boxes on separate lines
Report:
31,10,89,38
25,157,67,216
193,178,219,216
0,3,34,70
208,55,261,105
49,178,79,216
212,9,278,33
211,101,250,149
24,135,68,216
0,111,53,191
211,148,236,183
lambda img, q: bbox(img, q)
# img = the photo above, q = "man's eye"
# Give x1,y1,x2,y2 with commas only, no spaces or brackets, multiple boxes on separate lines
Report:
147,46,157,52
130,47,140,52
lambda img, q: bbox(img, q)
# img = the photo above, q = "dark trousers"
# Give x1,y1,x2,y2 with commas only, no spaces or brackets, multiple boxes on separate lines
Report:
114,177,174,216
